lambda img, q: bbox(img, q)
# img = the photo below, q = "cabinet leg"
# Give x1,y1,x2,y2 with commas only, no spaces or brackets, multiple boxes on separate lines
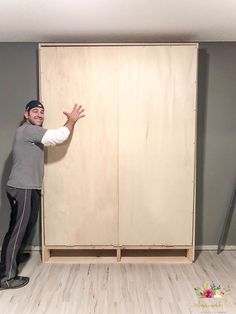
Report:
42,247,50,262
117,248,121,262
187,247,194,262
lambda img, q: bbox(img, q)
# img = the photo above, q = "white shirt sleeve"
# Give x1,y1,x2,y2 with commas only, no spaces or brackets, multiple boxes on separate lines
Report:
41,126,70,146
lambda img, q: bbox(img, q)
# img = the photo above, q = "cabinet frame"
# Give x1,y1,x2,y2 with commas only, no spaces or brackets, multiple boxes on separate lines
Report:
39,42,198,263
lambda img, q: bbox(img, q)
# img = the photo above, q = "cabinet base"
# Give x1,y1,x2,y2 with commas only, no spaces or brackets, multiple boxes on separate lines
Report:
42,245,195,264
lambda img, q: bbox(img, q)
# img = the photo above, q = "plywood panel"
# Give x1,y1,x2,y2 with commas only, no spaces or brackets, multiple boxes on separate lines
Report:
118,45,198,245
40,44,197,248
40,47,119,245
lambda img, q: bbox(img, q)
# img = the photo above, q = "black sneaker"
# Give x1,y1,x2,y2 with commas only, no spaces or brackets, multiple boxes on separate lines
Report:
0,276,29,290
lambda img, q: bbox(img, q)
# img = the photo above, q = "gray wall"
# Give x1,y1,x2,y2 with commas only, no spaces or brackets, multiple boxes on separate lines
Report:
0,43,39,245
196,43,236,245
0,42,235,247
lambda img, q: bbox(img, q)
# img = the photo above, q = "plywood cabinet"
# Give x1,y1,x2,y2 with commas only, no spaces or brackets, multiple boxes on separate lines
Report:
39,44,198,262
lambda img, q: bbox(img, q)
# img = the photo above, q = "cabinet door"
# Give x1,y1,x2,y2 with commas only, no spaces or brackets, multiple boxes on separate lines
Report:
118,46,197,245
40,47,118,245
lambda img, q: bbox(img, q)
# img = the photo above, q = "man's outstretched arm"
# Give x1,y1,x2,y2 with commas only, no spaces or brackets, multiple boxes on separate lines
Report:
41,104,85,146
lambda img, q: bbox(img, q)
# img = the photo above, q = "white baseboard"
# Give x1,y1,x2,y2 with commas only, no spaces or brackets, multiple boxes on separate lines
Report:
0,245,236,251
1,245,236,252
0,245,40,252
25,245,41,251
195,245,236,250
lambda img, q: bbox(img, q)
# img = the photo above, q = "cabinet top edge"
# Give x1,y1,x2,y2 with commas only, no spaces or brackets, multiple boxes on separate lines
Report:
38,43,199,49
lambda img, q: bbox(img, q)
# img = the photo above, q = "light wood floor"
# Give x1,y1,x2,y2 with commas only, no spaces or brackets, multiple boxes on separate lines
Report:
0,250,235,314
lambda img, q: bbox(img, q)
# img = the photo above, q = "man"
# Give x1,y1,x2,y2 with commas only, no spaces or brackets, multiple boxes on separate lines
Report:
0,100,85,290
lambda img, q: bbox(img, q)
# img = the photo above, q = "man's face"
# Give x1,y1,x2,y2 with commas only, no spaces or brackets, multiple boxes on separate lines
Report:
24,107,45,126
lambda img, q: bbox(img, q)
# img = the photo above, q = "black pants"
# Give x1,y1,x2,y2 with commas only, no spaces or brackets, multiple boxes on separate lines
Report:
0,187,41,284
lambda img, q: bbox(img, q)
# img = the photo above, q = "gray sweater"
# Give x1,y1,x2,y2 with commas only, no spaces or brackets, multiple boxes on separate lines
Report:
7,122,47,189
